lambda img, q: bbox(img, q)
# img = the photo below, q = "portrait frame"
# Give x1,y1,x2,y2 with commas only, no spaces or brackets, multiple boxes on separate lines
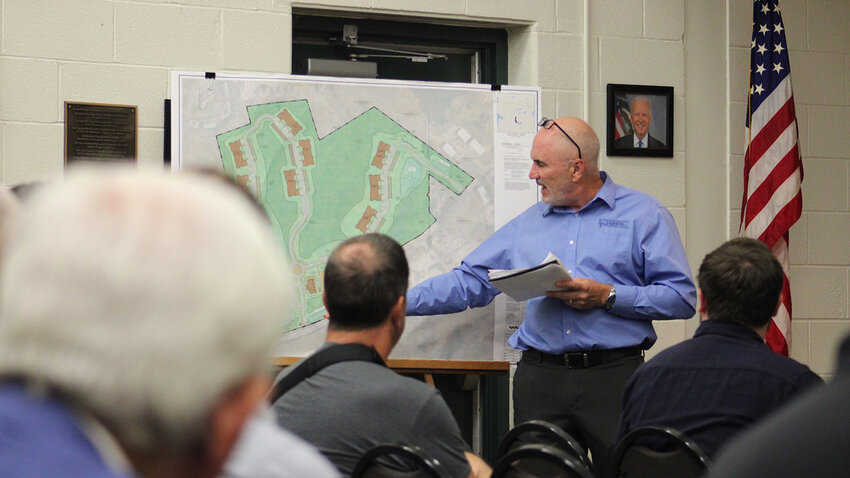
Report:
606,84,673,158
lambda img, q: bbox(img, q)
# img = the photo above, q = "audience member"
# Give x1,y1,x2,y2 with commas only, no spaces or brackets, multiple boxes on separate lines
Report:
617,237,822,458
271,233,491,478
0,168,291,477
708,333,850,477
222,406,339,478
201,167,340,478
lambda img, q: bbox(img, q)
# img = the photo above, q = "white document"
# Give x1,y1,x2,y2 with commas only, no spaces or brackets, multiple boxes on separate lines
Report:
488,252,572,301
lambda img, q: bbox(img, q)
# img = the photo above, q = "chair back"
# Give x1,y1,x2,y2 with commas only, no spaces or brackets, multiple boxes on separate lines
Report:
350,444,443,478
612,426,710,478
492,444,595,478
497,420,594,474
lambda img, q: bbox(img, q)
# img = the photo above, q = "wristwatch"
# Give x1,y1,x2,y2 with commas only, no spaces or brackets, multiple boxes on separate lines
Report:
605,285,616,311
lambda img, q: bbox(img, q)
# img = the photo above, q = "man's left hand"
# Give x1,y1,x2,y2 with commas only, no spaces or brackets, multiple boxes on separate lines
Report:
546,278,610,310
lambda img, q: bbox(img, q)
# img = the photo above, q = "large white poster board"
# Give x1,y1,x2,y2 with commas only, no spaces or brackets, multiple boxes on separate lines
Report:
171,71,539,361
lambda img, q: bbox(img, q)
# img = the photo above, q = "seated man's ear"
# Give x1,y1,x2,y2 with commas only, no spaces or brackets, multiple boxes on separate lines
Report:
389,296,406,335
206,375,271,475
697,289,708,318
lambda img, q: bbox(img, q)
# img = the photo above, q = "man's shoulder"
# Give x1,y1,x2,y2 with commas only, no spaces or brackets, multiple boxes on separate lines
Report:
648,134,667,149
760,349,821,382
614,134,633,147
640,331,819,383
0,385,128,478
223,407,339,478
285,360,437,401
721,343,823,401
639,338,700,368
512,201,548,219
635,330,747,374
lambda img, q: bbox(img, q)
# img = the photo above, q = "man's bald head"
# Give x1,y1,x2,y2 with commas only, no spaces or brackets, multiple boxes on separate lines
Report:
552,117,600,170
324,233,409,331
529,116,603,209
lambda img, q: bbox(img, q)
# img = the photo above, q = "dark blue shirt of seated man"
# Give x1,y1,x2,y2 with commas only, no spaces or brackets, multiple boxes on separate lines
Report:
616,237,823,458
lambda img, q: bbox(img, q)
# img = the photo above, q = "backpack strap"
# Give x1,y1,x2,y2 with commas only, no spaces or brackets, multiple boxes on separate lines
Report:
268,343,386,405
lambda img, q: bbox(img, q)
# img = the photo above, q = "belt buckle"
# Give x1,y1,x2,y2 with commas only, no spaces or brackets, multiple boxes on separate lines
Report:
565,352,589,368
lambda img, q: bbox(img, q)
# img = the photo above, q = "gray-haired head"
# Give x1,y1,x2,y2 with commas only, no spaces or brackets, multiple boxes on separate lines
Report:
0,167,292,458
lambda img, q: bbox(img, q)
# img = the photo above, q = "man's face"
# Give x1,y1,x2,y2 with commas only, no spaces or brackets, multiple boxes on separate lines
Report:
528,131,576,207
630,99,651,139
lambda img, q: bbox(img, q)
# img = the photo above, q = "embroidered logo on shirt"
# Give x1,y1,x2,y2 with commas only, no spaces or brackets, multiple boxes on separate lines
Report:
598,218,630,230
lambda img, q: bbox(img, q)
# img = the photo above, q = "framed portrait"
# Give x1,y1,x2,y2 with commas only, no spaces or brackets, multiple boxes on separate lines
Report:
606,84,673,158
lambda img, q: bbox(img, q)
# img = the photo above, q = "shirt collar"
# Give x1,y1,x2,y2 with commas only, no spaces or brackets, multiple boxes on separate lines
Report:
634,134,648,148
694,319,766,344
542,171,616,216
76,408,136,476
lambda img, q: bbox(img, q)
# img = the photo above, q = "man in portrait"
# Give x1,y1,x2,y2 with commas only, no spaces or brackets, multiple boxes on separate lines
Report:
614,96,666,149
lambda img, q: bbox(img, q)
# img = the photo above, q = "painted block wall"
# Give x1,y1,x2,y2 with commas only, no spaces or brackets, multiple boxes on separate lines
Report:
0,0,845,374
0,0,292,183
729,0,850,379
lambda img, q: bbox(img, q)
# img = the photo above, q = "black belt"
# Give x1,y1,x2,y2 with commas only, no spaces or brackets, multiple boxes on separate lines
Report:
522,347,643,369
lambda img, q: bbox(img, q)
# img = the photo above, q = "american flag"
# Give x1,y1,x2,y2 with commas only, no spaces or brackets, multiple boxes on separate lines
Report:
613,94,633,139
740,0,802,356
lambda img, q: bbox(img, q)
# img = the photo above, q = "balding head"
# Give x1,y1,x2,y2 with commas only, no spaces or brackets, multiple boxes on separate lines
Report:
324,233,409,331
554,117,600,170
529,116,603,209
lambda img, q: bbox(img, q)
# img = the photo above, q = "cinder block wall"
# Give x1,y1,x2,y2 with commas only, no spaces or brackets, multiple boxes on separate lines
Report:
1,0,846,374
0,0,293,183
729,0,850,379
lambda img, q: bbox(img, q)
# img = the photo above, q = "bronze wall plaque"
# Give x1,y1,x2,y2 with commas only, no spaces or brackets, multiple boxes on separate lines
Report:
65,102,137,164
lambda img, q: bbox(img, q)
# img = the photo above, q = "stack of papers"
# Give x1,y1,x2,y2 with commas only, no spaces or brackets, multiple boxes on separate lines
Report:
488,252,572,301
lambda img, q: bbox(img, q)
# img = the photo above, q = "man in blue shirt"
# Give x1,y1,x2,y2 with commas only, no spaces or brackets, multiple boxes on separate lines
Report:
617,237,822,458
406,116,696,475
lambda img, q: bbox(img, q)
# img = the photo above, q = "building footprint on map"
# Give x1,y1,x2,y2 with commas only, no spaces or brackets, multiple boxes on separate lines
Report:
217,100,473,334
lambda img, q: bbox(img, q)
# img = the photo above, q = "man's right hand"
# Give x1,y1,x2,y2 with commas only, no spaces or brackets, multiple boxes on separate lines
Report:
546,278,610,310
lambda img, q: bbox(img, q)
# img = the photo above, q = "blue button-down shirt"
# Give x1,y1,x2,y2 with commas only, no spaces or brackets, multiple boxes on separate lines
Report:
406,172,696,353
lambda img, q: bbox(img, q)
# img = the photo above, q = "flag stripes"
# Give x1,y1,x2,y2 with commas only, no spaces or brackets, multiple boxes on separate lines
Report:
741,0,801,355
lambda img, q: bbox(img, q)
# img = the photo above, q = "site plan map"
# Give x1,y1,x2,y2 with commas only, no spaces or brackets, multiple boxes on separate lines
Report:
172,72,539,360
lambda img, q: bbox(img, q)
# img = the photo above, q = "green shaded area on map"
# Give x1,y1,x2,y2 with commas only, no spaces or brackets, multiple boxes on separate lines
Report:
217,100,473,332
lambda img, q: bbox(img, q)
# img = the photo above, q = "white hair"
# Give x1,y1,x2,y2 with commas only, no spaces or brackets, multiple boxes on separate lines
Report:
630,96,652,111
0,167,292,455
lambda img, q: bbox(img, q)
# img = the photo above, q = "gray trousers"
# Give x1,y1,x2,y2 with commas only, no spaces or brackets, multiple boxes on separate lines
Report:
512,352,643,477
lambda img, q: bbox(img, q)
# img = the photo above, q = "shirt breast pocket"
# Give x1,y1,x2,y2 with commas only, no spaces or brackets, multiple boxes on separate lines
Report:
579,218,636,280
